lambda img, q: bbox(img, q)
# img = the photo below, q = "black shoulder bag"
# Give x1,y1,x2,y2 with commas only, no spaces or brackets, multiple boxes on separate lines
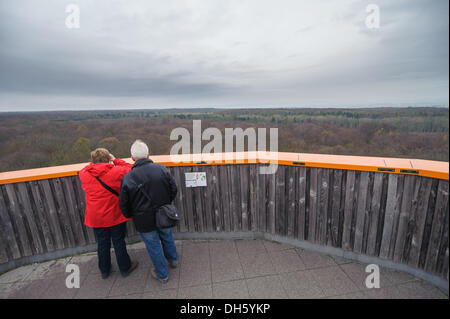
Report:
137,183,180,229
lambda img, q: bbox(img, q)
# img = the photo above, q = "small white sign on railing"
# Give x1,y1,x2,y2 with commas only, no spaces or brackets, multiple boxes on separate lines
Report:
185,172,207,188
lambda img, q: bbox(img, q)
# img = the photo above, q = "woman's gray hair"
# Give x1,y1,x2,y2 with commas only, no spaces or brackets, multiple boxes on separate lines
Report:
130,139,149,160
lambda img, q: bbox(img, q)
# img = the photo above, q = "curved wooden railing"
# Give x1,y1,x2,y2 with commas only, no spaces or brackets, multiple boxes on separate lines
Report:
0,152,448,291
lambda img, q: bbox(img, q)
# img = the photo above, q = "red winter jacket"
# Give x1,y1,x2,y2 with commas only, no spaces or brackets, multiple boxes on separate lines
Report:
79,158,132,228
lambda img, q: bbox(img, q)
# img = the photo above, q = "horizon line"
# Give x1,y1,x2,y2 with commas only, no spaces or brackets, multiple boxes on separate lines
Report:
0,104,449,113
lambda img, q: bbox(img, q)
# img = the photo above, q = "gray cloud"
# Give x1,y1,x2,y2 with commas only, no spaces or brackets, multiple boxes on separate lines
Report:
0,49,230,97
0,0,448,111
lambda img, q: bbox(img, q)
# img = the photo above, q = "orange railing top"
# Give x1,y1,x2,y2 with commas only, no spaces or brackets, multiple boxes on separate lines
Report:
0,152,448,185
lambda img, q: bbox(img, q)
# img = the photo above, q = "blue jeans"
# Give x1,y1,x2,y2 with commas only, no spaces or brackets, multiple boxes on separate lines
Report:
93,222,131,276
139,228,178,280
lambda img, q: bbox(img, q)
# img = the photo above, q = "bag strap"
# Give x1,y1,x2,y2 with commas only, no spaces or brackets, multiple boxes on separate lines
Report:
95,177,119,197
137,181,172,211
138,183,153,204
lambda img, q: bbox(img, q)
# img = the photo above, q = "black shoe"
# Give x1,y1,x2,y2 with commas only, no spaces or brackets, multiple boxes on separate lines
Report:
101,272,110,279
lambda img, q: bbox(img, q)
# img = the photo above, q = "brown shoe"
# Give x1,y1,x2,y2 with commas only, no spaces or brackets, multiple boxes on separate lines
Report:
151,268,168,283
121,260,138,277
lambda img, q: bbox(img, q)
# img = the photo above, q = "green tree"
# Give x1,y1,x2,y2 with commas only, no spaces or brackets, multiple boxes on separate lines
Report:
98,136,120,154
77,124,88,132
72,137,91,162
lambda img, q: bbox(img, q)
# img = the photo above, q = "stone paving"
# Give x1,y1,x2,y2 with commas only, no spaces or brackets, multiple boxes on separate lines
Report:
0,239,448,299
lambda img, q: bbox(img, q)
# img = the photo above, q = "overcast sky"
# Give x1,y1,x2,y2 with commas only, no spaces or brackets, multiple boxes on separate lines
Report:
0,0,448,111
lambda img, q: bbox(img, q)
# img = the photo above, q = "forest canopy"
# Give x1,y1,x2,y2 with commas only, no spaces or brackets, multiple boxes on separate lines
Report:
0,107,448,172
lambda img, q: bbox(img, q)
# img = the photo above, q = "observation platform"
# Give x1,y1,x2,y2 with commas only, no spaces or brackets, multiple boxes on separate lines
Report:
0,152,448,299
1,239,447,299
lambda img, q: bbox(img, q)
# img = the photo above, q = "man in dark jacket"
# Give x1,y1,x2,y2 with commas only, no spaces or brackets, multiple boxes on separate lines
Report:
119,140,178,283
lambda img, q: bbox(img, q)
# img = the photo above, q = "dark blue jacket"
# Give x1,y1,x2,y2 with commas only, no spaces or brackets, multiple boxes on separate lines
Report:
119,158,178,232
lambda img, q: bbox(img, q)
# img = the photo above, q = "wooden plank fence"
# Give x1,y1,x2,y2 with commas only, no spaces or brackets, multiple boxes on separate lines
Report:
0,164,448,282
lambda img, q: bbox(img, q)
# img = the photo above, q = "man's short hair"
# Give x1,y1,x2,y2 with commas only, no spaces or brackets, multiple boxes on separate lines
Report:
91,148,110,164
131,140,149,160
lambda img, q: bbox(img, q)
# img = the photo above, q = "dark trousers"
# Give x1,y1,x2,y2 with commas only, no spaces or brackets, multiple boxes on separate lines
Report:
93,222,131,276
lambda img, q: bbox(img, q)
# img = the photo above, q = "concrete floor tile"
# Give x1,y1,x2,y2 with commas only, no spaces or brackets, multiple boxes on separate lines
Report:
142,288,178,299
40,273,79,299
310,266,359,297
182,243,209,264
0,283,16,299
108,292,143,299
246,275,288,299
7,278,53,299
395,281,448,299
325,291,367,299
212,280,249,299
210,243,244,283
297,250,336,269
0,264,37,284
178,284,212,299
382,268,418,286
240,253,276,278
209,240,236,255
179,267,211,287
108,266,148,297
210,247,240,264
279,270,324,299
330,255,353,265
211,259,244,283
235,239,267,257
363,286,403,299
23,258,72,281
74,272,118,299
269,249,306,273
263,240,295,252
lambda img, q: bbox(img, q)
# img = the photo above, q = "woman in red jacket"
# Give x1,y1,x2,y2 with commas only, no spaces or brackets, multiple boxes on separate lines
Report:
79,148,138,279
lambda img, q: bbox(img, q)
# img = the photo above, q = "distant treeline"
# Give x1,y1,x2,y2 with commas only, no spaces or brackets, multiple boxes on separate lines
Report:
0,107,448,172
